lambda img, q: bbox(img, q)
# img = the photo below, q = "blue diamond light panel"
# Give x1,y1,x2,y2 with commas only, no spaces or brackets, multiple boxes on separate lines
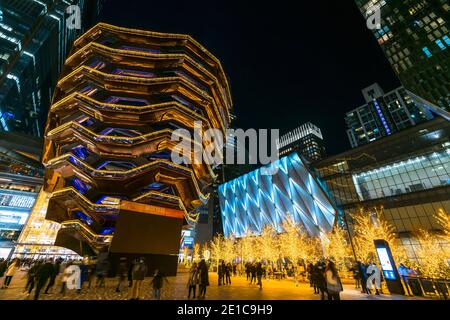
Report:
218,153,337,238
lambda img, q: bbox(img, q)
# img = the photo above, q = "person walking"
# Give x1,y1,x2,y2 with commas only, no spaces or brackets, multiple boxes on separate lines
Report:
44,259,61,294
325,260,343,300
24,261,40,294
115,257,128,293
198,259,209,299
130,257,147,300
127,259,135,288
2,259,20,289
250,263,257,284
187,263,198,299
256,262,263,289
60,262,73,295
150,269,168,300
33,259,54,300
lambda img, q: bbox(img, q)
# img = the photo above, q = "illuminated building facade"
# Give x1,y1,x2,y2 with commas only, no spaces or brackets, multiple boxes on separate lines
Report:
218,152,337,239
346,83,434,148
0,0,103,136
313,118,450,261
0,132,43,258
277,122,326,161
43,23,232,273
355,0,450,114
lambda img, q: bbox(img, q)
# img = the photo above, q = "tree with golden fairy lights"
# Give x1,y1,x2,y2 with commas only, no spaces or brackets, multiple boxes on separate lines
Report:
414,229,450,279
352,207,407,264
325,226,352,270
255,224,280,264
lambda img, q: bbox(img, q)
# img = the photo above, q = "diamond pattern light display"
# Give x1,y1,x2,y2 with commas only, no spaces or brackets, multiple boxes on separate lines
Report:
218,153,337,238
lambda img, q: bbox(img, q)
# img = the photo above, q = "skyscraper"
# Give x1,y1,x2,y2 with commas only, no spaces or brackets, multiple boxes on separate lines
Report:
0,0,103,136
42,23,232,274
277,122,326,161
355,0,450,114
0,132,44,258
346,83,434,148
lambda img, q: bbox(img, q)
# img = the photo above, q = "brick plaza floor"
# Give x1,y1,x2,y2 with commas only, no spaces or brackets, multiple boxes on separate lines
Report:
0,270,427,300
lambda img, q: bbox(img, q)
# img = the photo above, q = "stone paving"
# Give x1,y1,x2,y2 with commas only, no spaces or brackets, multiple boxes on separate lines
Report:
0,270,427,300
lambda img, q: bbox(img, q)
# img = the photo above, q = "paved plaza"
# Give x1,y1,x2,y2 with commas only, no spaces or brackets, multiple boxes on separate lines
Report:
0,270,427,300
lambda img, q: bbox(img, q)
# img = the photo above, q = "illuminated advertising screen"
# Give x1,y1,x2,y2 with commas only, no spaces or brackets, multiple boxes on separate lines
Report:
376,247,397,280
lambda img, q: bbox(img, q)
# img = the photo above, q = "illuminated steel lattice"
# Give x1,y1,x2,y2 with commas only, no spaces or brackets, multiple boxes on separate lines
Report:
219,153,337,238
43,23,232,255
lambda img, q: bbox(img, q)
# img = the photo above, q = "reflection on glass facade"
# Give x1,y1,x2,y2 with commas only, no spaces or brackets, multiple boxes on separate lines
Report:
218,153,337,238
0,0,102,136
354,0,450,112
353,149,450,201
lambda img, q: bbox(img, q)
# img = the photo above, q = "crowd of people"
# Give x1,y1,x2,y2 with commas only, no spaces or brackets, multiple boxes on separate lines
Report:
1,255,423,300
0,256,176,300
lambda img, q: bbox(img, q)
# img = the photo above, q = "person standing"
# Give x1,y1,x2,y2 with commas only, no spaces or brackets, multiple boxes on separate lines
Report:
245,262,251,281
130,257,147,300
150,269,168,300
350,263,361,289
198,259,209,299
187,263,198,299
225,263,232,285
2,259,20,289
398,263,413,296
217,260,224,286
325,260,343,300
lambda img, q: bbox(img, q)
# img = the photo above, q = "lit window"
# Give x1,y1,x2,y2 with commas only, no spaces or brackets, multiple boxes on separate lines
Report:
435,39,446,50
422,47,432,58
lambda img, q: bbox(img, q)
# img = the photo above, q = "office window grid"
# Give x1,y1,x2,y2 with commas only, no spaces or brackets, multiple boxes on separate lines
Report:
353,149,450,201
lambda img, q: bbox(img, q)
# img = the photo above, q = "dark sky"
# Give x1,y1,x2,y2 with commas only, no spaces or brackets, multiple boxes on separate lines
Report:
99,0,400,155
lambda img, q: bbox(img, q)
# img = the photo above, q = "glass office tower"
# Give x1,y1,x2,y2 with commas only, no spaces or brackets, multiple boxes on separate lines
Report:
355,0,450,113
0,132,44,258
0,0,102,136
346,83,434,148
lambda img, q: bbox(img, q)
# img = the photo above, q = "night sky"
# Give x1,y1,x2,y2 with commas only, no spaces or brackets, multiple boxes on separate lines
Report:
99,0,400,155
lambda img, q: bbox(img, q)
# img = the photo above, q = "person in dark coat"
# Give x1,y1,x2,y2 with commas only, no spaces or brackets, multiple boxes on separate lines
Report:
0,259,7,278
225,263,232,285
25,261,40,294
44,259,61,294
116,257,128,293
33,259,54,300
150,269,169,300
256,262,263,289
129,257,147,300
128,259,136,288
250,263,257,284
218,260,224,286
198,259,209,299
